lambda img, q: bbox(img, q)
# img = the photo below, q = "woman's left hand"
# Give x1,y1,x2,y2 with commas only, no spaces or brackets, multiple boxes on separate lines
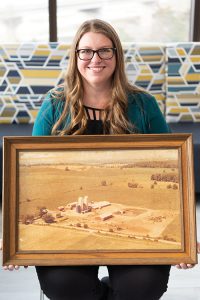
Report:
175,242,200,269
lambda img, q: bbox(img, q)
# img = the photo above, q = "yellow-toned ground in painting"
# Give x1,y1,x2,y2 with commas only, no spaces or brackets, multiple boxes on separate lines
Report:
18,164,182,251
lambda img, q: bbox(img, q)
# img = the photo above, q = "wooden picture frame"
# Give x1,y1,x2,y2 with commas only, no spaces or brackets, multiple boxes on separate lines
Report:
2,134,197,266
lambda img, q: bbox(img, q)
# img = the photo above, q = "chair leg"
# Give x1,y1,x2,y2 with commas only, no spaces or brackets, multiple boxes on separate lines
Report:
40,288,45,300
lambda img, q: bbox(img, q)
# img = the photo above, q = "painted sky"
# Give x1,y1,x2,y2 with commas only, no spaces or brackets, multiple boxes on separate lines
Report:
19,149,179,166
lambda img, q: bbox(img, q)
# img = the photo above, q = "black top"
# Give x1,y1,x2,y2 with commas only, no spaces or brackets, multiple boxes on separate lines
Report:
83,105,109,135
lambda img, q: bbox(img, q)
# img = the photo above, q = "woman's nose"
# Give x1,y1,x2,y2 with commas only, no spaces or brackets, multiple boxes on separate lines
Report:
91,52,102,62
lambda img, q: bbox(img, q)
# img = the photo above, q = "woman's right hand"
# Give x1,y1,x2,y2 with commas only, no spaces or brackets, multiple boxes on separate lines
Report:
0,238,28,271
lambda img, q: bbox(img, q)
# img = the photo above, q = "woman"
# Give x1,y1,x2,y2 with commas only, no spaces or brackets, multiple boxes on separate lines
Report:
3,19,199,300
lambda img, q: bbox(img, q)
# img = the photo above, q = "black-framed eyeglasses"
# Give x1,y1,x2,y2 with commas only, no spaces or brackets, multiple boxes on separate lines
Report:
76,47,116,60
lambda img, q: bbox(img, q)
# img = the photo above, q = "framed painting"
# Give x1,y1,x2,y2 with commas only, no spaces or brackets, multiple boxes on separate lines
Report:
2,134,197,266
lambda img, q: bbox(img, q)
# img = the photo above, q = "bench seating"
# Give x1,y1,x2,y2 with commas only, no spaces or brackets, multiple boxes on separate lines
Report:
0,42,200,201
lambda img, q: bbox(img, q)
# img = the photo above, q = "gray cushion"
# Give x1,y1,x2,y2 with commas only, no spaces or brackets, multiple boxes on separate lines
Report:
0,124,34,202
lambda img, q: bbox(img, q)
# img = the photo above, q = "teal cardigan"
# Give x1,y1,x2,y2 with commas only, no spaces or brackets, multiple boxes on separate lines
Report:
32,92,170,136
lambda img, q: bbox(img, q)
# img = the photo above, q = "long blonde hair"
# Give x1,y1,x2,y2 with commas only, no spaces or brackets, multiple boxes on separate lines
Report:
51,19,142,135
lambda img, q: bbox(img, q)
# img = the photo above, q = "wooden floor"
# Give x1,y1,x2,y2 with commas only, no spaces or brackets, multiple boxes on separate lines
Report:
0,201,199,300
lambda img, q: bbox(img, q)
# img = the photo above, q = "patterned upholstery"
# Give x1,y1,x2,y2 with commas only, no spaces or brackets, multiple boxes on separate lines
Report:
123,43,166,112
0,43,166,123
0,42,200,124
0,43,200,195
166,43,200,123
0,43,69,124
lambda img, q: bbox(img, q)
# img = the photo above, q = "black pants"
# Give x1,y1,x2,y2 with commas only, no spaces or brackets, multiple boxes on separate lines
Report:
36,265,171,300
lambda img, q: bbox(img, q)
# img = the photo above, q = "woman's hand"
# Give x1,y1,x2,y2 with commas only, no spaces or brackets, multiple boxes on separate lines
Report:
3,265,21,271
0,238,28,271
175,241,200,269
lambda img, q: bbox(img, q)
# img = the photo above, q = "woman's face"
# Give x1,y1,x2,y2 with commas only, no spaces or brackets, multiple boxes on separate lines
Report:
77,32,116,88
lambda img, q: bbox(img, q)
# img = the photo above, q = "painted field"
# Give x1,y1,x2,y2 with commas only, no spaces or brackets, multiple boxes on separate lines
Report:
18,160,182,251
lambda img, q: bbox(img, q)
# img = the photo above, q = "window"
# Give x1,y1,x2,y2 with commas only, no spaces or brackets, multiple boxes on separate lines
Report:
0,0,48,43
57,0,192,43
0,0,197,43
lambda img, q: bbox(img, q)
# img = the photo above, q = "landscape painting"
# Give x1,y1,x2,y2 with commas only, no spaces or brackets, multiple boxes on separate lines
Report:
3,135,197,265
18,148,182,252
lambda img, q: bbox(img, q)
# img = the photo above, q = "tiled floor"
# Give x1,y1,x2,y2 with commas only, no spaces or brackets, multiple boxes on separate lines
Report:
0,201,199,300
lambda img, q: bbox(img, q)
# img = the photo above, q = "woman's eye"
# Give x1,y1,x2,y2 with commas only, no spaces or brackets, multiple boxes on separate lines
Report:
100,48,111,53
81,49,92,54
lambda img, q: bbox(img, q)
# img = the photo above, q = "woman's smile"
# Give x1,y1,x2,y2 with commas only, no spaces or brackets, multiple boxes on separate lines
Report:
88,66,106,73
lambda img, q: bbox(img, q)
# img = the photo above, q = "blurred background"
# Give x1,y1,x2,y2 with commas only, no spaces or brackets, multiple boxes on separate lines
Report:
0,0,199,43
